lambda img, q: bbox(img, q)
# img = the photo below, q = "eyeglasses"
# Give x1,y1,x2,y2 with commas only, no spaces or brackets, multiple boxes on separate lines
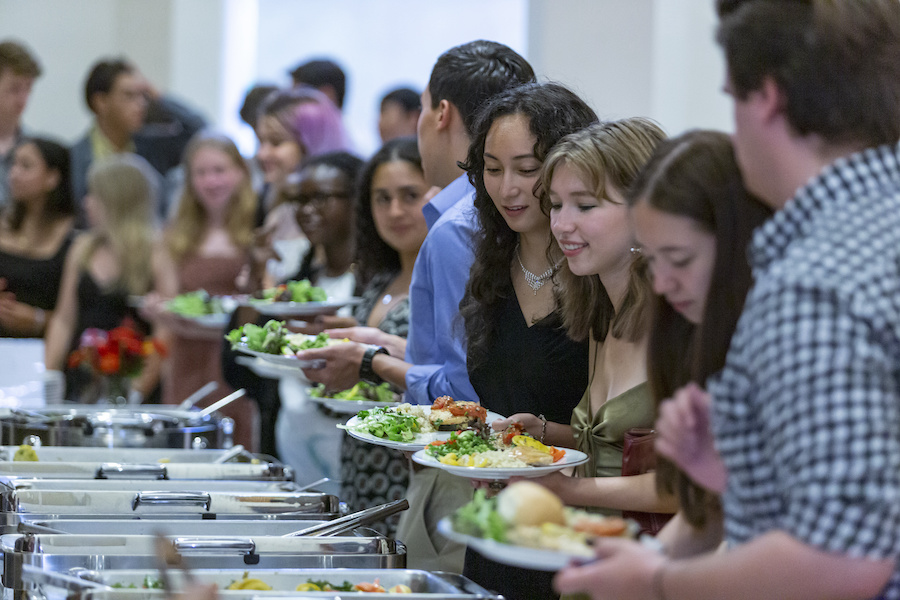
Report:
288,191,350,209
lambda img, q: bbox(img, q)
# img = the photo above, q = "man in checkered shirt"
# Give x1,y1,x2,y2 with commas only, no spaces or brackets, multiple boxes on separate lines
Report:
554,1,900,599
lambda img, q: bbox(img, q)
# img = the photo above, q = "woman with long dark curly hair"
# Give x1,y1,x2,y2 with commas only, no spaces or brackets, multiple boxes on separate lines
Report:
457,82,597,600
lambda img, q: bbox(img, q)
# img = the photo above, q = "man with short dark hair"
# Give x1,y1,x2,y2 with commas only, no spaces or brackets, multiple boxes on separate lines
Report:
290,58,346,110
378,87,420,143
0,40,41,207
554,2,900,599
70,58,205,220
296,40,534,573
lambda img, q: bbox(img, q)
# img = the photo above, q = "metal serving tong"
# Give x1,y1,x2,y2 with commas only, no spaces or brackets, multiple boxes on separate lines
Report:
283,498,409,537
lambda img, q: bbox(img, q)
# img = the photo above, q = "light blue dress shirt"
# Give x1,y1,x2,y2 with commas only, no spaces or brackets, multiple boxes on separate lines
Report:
404,174,479,404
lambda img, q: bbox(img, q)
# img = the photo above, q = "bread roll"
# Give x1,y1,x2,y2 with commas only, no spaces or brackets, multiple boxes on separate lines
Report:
496,481,566,526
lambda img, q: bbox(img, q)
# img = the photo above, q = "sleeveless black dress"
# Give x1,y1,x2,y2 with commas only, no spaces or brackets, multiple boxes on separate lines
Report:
0,232,74,337
465,292,589,600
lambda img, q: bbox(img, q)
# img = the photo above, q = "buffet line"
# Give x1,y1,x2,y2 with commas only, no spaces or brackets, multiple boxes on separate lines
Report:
0,401,504,600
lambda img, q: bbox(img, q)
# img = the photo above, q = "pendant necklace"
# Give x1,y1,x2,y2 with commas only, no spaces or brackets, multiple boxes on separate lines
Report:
515,244,561,295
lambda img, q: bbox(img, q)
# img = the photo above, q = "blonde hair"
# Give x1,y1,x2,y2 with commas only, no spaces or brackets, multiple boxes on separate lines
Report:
540,118,666,342
84,154,157,295
166,132,256,263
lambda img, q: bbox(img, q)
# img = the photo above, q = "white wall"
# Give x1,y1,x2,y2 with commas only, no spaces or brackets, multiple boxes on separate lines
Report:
0,0,731,153
528,0,731,136
254,0,528,156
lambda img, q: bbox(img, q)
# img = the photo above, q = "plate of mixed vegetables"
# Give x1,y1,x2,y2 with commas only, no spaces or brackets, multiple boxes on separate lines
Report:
225,320,339,367
309,382,401,414
166,290,238,327
411,425,587,479
247,279,362,317
340,404,504,451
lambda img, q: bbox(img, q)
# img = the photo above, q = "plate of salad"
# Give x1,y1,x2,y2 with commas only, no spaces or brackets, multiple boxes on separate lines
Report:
247,279,362,317
437,483,644,571
411,429,588,480
225,320,338,368
165,290,239,327
340,405,504,451
308,382,401,414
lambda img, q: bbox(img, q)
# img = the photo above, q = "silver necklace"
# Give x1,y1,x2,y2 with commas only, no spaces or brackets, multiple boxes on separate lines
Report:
515,244,560,295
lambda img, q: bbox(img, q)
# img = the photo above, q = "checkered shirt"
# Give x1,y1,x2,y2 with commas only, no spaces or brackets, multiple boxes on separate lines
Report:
708,143,900,599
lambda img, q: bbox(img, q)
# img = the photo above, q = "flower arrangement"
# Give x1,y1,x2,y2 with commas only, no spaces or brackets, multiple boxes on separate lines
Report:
67,319,165,404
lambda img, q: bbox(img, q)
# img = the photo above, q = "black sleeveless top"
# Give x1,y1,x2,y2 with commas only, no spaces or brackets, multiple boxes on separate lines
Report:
467,293,589,423
0,231,74,337
464,292,588,600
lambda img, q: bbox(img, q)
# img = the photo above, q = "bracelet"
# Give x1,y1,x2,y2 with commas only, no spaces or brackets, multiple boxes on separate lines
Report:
33,308,46,332
538,413,547,444
652,562,669,600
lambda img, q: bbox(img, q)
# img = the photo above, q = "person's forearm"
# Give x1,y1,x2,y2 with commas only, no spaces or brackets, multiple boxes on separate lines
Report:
552,472,677,513
656,510,724,559
372,353,409,391
544,422,577,448
662,530,894,600
44,314,72,370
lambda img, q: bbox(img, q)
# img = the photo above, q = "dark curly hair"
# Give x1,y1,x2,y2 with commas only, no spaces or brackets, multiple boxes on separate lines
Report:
354,136,423,287
459,82,597,370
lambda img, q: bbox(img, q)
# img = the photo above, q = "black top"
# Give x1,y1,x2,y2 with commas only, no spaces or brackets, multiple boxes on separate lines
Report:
0,232,74,336
66,271,151,402
465,292,588,600
467,293,589,424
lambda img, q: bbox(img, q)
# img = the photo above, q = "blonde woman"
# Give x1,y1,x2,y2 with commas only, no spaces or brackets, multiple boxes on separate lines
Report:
45,153,177,402
494,120,676,515
158,132,260,448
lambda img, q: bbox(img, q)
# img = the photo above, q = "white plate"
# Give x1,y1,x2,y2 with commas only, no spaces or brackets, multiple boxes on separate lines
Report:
231,342,324,369
172,312,231,328
411,447,588,480
309,395,400,415
437,517,590,571
247,297,363,317
438,518,657,572
342,407,505,451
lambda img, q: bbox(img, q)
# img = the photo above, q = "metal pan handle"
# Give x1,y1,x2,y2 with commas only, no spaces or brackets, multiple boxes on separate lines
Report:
283,498,409,537
172,537,256,554
132,491,212,510
99,463,167,480
21,564,111,593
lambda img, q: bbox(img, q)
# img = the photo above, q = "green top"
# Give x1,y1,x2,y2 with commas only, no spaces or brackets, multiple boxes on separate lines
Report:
571,381,654,479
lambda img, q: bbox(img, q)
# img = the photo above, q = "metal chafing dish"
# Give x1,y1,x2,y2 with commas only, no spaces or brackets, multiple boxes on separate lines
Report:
0,489,343,534
15,518,374,537
0,406,230,449
0,445,253,463
2,534,407,593
0,477,302,495
35,568,501,599
0,460,293,481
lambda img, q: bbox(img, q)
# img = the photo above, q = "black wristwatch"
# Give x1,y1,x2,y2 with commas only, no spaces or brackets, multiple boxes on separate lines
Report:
359,345,388,385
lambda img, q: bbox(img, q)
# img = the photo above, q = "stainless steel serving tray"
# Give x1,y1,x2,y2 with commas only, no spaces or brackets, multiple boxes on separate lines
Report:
0,489,342,534
54,568,500,599
17,519,374,538
0,460,293,481
0,445,255,463
2,534,406,592
0,477,302,495
0,406,227,449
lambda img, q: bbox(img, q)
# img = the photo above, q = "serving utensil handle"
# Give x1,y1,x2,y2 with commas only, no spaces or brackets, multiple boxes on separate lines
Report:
132,491,212,511
99,463,167,480
172,537,256,554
